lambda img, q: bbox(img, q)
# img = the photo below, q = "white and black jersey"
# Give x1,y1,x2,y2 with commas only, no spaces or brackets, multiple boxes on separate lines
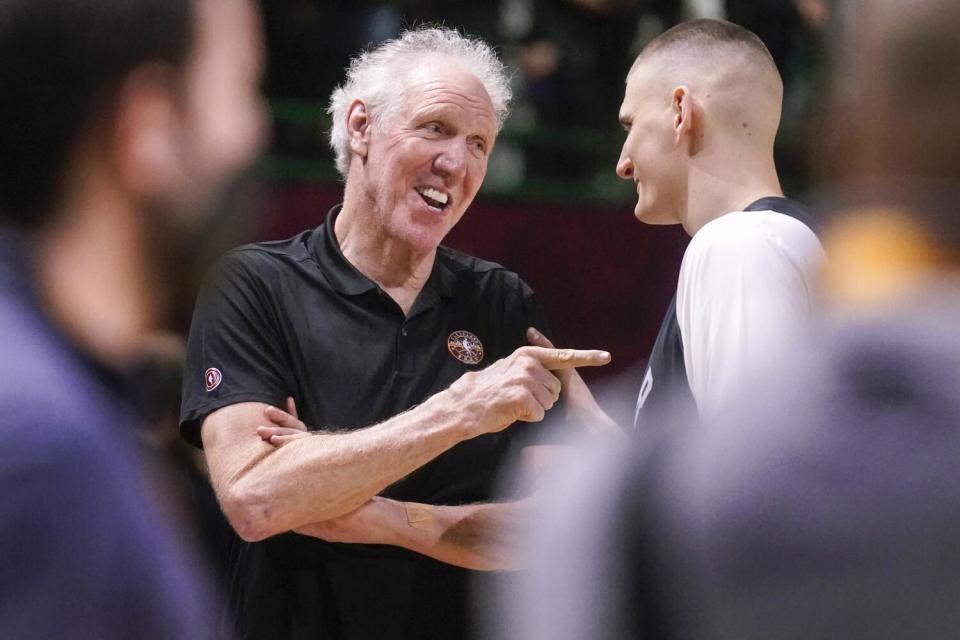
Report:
633,197,824,430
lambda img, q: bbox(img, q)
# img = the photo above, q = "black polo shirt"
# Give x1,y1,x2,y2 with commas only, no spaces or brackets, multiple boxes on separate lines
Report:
180,206,554,640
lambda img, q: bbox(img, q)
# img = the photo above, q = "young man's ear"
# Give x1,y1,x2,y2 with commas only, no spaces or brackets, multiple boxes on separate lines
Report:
112,64,183,197
346,99,372,160
672,85,694,146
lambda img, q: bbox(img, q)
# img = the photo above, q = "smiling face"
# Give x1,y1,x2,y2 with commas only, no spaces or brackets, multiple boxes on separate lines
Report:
358,59,497,252
616,65,688,225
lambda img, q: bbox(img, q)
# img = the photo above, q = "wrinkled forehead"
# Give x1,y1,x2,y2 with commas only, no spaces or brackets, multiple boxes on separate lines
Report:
396,58,497,128
403,57,493,106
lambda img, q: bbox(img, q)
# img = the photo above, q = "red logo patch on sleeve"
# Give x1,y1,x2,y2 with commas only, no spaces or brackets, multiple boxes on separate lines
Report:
205,368,223,392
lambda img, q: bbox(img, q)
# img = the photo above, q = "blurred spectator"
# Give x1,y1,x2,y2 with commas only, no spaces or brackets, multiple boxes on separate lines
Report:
0,0,266,637
135,334,234,593
500,0,960,638
509,1,677,186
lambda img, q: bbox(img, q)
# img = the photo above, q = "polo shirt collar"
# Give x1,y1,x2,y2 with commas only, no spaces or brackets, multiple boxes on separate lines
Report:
432,257,457,299
312,205,377,295
313,204,457,300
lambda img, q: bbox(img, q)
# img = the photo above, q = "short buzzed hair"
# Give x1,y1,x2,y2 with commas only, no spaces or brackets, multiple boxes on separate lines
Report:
635,18,776,71
627,19,783,142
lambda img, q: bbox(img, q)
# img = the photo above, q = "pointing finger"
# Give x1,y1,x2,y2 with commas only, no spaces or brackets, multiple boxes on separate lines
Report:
528,328,575,386
528,347,611,370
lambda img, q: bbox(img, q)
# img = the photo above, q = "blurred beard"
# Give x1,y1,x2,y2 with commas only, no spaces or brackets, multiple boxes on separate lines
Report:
140,162,266,332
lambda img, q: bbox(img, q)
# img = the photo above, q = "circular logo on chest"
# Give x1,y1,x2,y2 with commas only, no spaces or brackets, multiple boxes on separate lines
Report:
447,330,484,365
204,367,223,392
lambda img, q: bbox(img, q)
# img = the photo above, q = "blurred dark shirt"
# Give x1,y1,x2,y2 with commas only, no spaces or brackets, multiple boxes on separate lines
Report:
0,228,216,639
509,288,960,639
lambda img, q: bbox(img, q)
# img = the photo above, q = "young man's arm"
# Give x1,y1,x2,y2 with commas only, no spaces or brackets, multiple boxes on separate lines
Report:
677,214,824,418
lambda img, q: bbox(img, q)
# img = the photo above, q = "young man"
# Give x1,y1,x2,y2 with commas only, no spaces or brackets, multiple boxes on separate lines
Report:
619,20,825,428
0,0,266,637
507,4,960,638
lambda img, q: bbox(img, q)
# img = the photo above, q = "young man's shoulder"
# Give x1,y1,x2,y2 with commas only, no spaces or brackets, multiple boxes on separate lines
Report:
688,209,821,258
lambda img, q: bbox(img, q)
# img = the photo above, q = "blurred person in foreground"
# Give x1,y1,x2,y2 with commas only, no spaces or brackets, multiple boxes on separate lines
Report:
620,19,825,430
179,27,613,640
503,1,960,638
0,0,267,637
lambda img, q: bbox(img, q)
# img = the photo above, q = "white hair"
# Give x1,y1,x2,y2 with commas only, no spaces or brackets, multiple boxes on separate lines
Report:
328,27,512,177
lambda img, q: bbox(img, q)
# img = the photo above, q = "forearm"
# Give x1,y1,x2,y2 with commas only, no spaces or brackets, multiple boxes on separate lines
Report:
211,390,479,540
388,499,535,571
210,345,610,542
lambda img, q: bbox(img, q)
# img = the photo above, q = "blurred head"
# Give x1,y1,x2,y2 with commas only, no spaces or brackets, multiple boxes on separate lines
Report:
144,0,269,311
829,0,960,187
330,28,511,252
0,0,266,232
156,0,268,237
0,0,268,324
616,20,783,224
819,0,960,304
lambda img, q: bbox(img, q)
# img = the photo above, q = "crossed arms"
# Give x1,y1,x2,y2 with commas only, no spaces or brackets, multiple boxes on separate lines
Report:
201,333,619,570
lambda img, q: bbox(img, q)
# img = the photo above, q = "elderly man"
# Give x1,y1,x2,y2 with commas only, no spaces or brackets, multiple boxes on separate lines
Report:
620,19,825,428
0,0,266,637
180,27,609,639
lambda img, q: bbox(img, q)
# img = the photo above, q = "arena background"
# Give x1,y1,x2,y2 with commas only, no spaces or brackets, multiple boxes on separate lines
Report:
241,0,826,390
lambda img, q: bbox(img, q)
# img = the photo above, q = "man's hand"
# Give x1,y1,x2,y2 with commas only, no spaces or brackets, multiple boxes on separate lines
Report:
258,339,613,449
447,344,611,435
256,397,311,446
525,328,624,438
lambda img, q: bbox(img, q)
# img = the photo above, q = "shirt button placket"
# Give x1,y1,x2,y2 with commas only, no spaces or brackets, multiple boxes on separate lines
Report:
396,324,410,373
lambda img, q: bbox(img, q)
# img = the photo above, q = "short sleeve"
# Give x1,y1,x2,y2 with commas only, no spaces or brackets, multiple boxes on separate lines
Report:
179,250,293,447
676,212,824,419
